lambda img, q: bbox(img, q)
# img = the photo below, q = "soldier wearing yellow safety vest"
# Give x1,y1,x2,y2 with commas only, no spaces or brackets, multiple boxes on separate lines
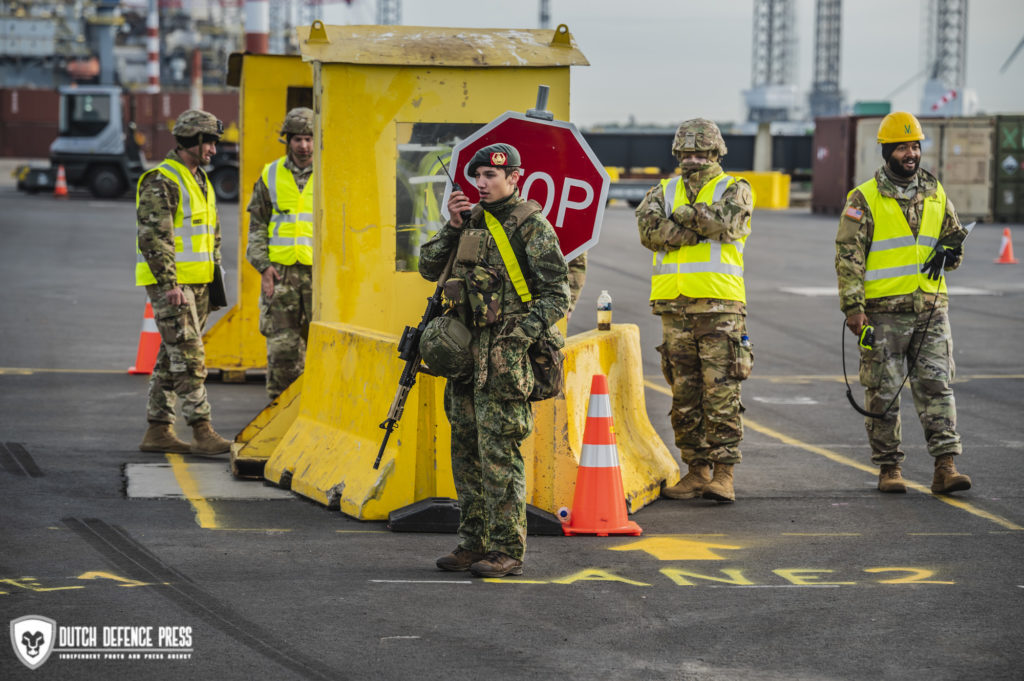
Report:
836,111,972,495
136,109,233,456
246,108,315,400
636,118,754,504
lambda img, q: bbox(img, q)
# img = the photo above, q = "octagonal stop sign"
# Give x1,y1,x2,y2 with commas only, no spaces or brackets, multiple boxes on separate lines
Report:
443,112,610,261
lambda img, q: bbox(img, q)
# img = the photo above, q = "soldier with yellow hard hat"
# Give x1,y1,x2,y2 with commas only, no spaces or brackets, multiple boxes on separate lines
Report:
245,107,315,400
835,111,972,495
635,118,755,504
135,109,233,456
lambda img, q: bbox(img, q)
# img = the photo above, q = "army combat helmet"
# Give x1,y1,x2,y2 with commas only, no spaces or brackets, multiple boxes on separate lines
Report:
172,109,223,147
419,316,473,381
671,118,728,159
280,107,314,139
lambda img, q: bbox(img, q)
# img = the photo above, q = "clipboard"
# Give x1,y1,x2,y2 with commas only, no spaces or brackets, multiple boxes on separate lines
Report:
209,265,228,308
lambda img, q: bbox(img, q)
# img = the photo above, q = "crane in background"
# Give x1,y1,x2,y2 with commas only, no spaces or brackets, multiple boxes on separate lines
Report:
808,0,843,119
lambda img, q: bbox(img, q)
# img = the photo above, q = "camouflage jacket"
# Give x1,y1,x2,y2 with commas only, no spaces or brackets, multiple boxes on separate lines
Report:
136,149,221,292
835,166,966,316
246,154,313,273
567,251,587,315
419,190,570,390
635,163,753,315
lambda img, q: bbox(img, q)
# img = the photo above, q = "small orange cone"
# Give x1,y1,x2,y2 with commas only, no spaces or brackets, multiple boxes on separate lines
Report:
562,374,642,537
54,165,68,198
128,302,160,374
995,227,1019,264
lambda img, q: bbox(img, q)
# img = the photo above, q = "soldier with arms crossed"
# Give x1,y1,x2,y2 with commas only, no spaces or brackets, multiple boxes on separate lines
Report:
635,119,754,504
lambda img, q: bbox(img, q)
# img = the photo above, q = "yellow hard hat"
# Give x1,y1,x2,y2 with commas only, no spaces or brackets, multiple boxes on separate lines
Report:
877,112,924,144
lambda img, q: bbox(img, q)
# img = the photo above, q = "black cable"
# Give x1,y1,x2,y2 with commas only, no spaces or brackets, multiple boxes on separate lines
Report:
842,294,939,419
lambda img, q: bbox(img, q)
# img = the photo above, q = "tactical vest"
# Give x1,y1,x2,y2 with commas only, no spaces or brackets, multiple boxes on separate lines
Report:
450,200,541,326
649,173,748,302
135,159,216,286
855,178,948,298
262,157,314,266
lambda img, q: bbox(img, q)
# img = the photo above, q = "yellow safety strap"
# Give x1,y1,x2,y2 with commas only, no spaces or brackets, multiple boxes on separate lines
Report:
483,210,532,303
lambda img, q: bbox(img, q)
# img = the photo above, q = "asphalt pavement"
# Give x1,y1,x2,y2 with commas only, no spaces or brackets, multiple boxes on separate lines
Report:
2,182,1023,681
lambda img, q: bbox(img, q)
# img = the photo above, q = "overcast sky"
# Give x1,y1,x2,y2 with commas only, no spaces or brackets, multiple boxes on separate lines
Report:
320,0,1024,127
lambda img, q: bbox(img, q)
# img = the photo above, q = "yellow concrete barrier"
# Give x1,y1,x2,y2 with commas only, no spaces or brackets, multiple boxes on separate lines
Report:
261,322,678,519
230,374,303,475
731,171,791,209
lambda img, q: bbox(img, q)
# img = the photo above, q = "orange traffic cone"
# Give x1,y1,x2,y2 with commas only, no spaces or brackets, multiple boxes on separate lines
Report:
562,374,643,537
128,302,160,374
995,227,1019,264
54,165,68,198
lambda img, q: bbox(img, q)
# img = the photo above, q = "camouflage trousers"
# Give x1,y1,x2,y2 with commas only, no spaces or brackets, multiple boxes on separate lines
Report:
444,379,533,561
859,307,961,465
259,264,312,399
145,283,211,426
656,312,752,465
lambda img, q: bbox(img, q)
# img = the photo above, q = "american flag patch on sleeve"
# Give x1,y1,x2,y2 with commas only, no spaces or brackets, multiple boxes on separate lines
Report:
844,206,864,221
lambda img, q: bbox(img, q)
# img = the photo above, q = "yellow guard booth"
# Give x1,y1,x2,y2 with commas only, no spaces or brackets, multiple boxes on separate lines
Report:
255,22,678,520
204,54,315,378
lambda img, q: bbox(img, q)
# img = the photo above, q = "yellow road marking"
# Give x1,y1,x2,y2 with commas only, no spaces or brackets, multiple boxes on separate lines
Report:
644,380,1024,531
610,537,744,560
166,453,218,529
782,533,861,537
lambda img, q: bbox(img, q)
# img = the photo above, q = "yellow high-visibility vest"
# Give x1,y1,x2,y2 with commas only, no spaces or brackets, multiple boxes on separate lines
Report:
135,159,216,286
650,173,748,302
855,178,948,298
262,157,314,266
483,210,531,303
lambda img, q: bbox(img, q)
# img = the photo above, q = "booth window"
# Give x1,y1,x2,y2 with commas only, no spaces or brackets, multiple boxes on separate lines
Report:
395,122,480,272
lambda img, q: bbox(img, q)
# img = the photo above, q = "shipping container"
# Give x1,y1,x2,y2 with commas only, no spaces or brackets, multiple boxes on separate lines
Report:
811,116,856,214
993,114,1024,223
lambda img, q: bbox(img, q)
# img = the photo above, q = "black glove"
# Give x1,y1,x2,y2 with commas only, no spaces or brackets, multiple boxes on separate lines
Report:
921,245,961,281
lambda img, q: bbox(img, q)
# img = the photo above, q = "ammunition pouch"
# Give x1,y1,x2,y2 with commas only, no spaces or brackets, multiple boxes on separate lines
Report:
527,326,565,402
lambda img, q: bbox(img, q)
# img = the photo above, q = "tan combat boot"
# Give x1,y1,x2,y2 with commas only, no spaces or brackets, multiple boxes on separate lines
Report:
470,551,523,578
436,547,486,572
878,464,907,493
931,455,971,494
701,463,735,503
663,460,713,499
190,421,232,456
139,423,191,454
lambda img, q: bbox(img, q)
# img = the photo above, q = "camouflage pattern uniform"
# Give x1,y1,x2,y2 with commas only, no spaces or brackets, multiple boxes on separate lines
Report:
636,162,754,465
137,149,221,425
836,165,967,465
419,189,570,561
246,155,313,399
566,252,587,317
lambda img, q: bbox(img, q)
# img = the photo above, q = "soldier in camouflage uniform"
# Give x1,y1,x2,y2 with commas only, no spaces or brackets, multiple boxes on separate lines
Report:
566,252,587,320
136,109,233,456
420,143,570,578
836,111,971,495
635,119,754,504
246,107,315,400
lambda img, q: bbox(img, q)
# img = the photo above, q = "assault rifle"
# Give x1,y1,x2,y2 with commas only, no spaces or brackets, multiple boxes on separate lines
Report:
373,253,454,469
374,156,469,470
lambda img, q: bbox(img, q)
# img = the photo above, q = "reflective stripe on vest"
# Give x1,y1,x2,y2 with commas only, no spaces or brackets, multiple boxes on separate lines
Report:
855,178,948,298
483,210,532,303
263,157,314,266
649,173,748,302
135,159,217,286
